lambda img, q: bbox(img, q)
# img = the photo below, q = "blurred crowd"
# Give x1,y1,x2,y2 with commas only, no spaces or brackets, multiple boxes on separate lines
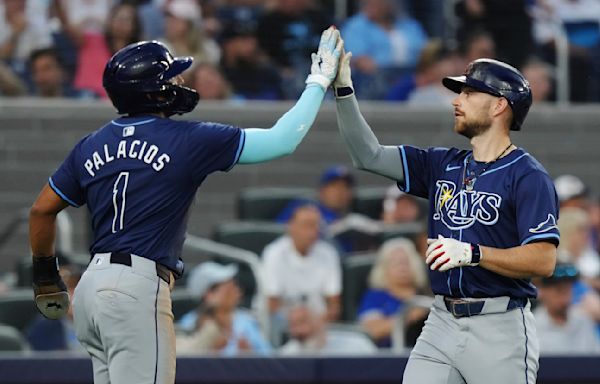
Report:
0,0,599,102
3,165,599,358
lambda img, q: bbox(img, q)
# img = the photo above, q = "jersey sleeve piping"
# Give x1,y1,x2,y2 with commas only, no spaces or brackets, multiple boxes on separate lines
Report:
521,233,560,246
48,177,81,207
398,145,410,193
225,129,246,172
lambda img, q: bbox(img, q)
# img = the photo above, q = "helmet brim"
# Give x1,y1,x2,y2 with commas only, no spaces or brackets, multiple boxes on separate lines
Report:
442,76,466,94
164,56,193,79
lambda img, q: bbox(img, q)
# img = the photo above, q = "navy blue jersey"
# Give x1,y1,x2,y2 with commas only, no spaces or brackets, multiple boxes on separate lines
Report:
50,116,245,271
398,145,560,299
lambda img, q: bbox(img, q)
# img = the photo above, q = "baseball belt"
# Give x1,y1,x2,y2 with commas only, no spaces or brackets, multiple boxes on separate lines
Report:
443,297,529,318
109,252,172,284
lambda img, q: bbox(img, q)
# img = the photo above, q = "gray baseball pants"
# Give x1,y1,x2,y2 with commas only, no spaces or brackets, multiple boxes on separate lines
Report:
72,253,176,384
403,295,539,384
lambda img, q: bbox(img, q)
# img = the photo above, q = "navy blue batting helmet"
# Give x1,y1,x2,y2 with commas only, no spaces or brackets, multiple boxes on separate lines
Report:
103,41,199,116
442,58,532,131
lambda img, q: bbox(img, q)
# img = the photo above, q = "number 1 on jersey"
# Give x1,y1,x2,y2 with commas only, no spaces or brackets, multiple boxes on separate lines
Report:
112,172,129,233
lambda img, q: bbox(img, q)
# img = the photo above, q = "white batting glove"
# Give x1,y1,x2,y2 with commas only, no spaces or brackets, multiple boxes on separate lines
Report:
425,235,482,272
305,26,343,90
333,48,353,96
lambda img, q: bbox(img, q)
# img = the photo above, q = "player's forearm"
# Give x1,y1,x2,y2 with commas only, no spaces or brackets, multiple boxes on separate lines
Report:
29,209,57,257
237,85,325,164
29,184,68,257
478,242,556,279
335,94,405,181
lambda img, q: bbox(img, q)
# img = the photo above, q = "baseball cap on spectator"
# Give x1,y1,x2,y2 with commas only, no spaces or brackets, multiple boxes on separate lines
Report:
319,165,355,187
219,21,257,42
554,174,588,202
540,263,579,285
166,0,202,22
383,185,407,214
186,262,238,298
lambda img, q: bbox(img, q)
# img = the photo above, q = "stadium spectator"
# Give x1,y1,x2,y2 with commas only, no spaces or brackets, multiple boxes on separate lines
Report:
28,47,92,98
530,0,600,101
0,0,52,80
262,204,342,324
276,165,380,252
0,61,25,96
457,28,496,65
533,263,600,354
385,39,457,103
279,304,377,355
191,62,233,100
25,262,84,351
554,174,590,210
454,0,532,68
256,0,330,98
521,57,554,102
161,0,220,77
53,0,113,97
357,238,430,348
406,41,458,106
381,185,422,225
341,0,426,99
277,165,355,225
558,207,600,292
52,1,142,98
177,262,271,356
343,0,427,72
220,21,283,100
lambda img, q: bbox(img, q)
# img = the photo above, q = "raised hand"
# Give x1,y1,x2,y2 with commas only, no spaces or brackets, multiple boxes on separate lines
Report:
305,26,344,90
334,48,353,91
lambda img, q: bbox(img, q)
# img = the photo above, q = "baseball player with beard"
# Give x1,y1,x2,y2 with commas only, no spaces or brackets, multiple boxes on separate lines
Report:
332,46,560,383
29,27,342,384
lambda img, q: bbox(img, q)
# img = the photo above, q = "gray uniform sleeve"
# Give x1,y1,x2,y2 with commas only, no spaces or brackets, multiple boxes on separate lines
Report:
335,95,405,182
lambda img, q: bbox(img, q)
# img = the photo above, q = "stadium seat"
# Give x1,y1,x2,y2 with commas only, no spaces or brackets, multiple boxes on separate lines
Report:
379,222,424,243
0,289,39,332
352,186,387,220
212,221,286,256
0,325,28,351
341,253,377,322
237,187,315,221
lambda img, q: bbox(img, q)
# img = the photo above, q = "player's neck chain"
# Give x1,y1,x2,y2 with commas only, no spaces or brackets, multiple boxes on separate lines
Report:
463,142,514,191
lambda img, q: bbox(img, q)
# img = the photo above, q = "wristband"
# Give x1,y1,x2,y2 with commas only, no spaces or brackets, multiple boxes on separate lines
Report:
335,86,354,98
32,255,60,283
470,244,482,265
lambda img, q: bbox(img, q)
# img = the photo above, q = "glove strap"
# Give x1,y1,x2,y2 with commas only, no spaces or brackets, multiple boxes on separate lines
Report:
470,244,482,265
32,255,61,284
335,86,354,98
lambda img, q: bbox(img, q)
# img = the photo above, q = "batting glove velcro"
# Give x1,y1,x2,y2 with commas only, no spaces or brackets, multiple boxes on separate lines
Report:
426,235,482,272
32,255,70,320
306,26,343,90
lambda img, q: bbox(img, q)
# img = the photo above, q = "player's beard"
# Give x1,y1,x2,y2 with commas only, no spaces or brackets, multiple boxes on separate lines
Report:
454,113,492,139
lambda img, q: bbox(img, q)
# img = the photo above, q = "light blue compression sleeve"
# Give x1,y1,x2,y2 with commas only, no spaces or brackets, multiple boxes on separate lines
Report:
238,84,326,164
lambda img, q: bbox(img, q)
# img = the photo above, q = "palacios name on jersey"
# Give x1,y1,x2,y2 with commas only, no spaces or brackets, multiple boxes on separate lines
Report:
433,180,502,230
83,140,171,177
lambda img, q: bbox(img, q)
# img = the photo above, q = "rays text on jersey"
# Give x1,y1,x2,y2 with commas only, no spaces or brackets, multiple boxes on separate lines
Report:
83,140,171,177
433,180,502,230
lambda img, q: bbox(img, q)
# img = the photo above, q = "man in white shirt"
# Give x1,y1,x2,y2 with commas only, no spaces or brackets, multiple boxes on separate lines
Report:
262,204,342,323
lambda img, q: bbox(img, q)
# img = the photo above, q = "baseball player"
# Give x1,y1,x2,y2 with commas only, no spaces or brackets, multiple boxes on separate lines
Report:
333,47,559,382
29,27,342,383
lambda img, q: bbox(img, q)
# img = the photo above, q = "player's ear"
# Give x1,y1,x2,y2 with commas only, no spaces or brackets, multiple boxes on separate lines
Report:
493,97,510,118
